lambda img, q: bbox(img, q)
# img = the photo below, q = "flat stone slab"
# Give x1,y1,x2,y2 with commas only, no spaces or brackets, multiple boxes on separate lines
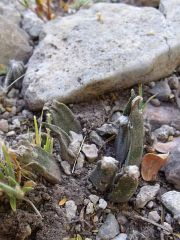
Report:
23,0,180,110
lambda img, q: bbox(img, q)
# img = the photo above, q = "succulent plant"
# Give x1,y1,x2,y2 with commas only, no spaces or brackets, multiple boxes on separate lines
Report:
89,89,144,203
43,100,82,165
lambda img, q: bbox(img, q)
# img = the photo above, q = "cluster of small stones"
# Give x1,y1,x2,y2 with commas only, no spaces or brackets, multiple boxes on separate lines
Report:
0,87,33,141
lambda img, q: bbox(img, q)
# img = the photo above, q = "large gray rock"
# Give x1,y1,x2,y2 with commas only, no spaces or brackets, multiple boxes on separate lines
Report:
21,10,44,39
161,191,180,223
0,2,21,25
164,151,180,190
23,1,180,110
97,213,120,240
0,16,32,65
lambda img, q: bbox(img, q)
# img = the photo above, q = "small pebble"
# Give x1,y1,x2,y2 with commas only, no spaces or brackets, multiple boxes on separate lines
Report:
82,144,98,162
163,222,173,235
146,201,154,209
154,125,174,142
174,130,180,137
168,75,179,90
93,215,99,223
76,152,85,169
136,184,160,208
89,130,104,147
0,130,4,135
84,198,90,206
7,88,19,98
75,224,81,232
2,111,9,119
10,106,17,116
0,119,9,132
86,202,94,214
117,214,128,225
97,213,120,240
110,111,122,122
150,98,161,107
148,80,171,102
22,109,33,119
0,104,5,114
60,161,71,175
161,191,180,223
89,194,99,205
148,211,160,222
96,123,118,136
165,213,173,224
65,200,77,221
12,118,20,129
4,98,16,107
148,81,156,88
6,130,16,137
98,198,107,209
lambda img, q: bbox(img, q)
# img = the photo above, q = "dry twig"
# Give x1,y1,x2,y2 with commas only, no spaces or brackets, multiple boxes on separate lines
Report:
72,135,86,173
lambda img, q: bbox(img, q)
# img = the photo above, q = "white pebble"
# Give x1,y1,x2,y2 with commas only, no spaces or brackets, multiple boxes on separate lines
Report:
98,198,107,209
86,202,94,214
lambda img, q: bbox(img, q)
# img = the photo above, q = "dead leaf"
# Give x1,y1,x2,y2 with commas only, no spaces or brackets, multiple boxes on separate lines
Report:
58,196,67,206
141,153,169,181
154,137,180,153
23,180,36,188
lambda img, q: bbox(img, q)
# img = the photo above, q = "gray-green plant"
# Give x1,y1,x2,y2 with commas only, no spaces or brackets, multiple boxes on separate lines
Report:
90,88,145,203
0,142,41,217
43,100,82,165
33,112,53,154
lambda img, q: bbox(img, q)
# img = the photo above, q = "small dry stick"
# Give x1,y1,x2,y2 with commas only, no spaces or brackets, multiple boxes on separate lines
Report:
122,211,173,234
72,135,86,173
23,197,42,220
5,73,26,92
99,134,116,151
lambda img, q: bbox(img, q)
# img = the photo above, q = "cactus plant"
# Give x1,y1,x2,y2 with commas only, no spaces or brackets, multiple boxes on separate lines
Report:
90,89,145,203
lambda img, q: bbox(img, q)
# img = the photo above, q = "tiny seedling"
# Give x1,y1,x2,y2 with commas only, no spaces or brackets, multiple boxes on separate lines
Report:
33,113,54,154
0,142,41,218
138,83,157,111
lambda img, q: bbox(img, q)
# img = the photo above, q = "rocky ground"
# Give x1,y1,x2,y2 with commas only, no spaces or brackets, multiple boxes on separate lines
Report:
0,0,180,240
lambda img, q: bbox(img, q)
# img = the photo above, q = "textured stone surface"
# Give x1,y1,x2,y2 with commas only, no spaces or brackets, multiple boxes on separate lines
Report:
144,104,180,128
23,1,180,110
0,16,32,65
161,191,180,222
82,143,98,162
136,184,160,208
0,119,9,133
148,211,160,222
21,10,44,39
0,2,21,25
164,151,180,190
65,200,77,221
153,125,175,142
97,213,120,240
